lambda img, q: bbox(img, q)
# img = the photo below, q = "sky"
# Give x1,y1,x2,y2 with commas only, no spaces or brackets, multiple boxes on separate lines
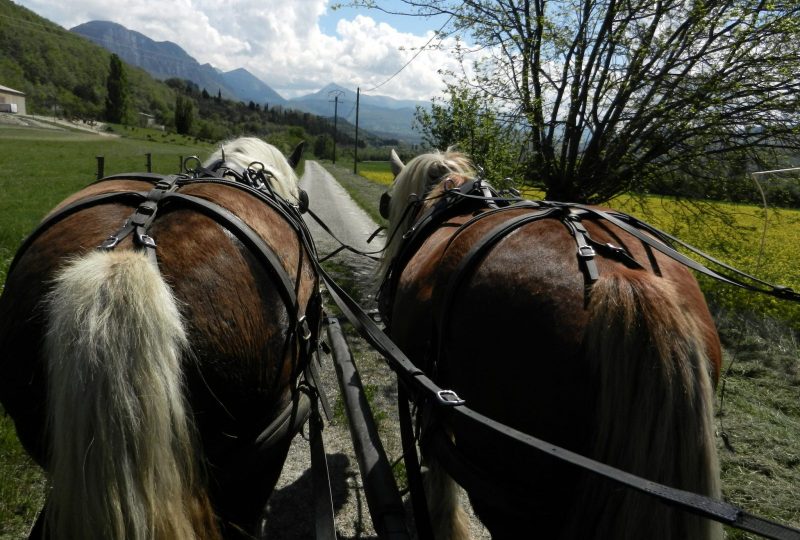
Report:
13,0,465,102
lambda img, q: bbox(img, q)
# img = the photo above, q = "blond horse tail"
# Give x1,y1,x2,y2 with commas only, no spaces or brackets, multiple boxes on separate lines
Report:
574,272,721,539
423,451,472,540
44,250,215,539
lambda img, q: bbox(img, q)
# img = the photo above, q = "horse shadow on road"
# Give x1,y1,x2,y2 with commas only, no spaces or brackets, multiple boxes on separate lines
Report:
258,452,380,539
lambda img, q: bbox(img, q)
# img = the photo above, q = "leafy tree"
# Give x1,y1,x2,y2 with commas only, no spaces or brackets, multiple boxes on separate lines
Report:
175,94,195,135
416,84,523,187
314,133,334,159
105,54,128,123
354,0,800,203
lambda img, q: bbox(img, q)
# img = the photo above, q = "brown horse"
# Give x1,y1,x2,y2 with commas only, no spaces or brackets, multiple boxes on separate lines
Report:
0,137,321,539
378,149,723,539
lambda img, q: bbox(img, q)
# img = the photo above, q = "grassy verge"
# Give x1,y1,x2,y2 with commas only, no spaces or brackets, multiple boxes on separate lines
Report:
318,161,389,226
320,159,800,537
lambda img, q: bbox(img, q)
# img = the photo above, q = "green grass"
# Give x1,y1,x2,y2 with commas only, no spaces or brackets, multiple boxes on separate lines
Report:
0,126,211,285
0,415,46,539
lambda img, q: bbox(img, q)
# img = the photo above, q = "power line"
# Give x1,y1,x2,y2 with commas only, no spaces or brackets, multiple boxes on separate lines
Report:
362,14,453,94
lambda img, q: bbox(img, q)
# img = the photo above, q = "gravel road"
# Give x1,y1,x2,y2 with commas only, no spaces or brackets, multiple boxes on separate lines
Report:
259,161,489,539
258,161,399,539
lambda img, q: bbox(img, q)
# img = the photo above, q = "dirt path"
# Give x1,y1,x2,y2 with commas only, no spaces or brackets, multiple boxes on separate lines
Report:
261,161,489,539
260,161,393,539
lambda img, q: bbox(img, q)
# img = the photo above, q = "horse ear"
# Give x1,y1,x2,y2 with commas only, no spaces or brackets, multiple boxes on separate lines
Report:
390,149,405,177
287,141,305,169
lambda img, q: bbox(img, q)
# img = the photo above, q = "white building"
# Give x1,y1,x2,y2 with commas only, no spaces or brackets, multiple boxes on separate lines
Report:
0,84,27,115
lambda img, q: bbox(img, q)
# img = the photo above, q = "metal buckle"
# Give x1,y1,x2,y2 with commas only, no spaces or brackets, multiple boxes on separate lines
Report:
99,235,120,250
298,315,312,341
436,389,465,406
578,245,596,258
138,234,156,249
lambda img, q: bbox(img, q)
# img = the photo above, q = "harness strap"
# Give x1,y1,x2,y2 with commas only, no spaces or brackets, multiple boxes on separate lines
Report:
251,391,312,451
433,209,562,371
563,211,600,282
98,175,183,263
581,206,800,302
398,386,434,540
410,186,800,303
304,207,383,262
161,192,300,312
308,400,337,540
296,362,338,540
7,191,147,275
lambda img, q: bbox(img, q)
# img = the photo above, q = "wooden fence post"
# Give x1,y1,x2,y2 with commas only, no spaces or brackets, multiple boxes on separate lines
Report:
96,156,105,180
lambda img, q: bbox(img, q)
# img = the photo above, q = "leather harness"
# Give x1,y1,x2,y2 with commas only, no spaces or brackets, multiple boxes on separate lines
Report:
9,165,335,527
361,178,800,540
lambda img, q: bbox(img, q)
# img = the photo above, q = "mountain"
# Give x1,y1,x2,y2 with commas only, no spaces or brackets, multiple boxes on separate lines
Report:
290,83,426,143
70,21,285,104
221,68,287,107
70,21,426,143
0,2,180,121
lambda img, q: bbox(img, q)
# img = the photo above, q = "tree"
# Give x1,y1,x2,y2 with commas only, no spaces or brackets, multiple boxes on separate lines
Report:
313,133,334,160
105,54,128,124
175,94,195,135
355,0,800,203
416,84,524,188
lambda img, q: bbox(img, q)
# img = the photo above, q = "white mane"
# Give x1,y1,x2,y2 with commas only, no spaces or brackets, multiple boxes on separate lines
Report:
378,149,476,281
204,137,300,203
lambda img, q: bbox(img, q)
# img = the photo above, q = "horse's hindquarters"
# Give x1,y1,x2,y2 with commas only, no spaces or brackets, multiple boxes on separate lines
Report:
393,210,721,538
0,173,320,537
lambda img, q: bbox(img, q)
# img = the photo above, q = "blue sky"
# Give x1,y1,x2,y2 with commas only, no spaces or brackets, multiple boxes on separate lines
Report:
319,2,448,35
13,0,462,101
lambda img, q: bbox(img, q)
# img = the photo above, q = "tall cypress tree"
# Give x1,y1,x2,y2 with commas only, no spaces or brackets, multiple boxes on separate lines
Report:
105,54,128,124
175,95,194,135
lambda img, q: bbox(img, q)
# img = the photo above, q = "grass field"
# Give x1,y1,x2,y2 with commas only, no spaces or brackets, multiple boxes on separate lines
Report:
1,135,798,538
355,161,395,186
0,125,212,286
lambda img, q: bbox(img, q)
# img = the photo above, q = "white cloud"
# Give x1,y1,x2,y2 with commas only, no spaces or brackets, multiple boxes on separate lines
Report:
16,0,465,101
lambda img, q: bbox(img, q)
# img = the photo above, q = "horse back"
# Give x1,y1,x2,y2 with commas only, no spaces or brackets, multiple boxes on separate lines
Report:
389,205,722,535
0,177,318,465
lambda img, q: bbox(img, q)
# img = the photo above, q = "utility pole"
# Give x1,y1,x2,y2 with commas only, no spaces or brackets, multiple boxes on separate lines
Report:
329,90,344,165
354,87,360,174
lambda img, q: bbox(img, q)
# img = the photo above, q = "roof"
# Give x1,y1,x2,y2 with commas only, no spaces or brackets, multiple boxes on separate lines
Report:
0,85,25,96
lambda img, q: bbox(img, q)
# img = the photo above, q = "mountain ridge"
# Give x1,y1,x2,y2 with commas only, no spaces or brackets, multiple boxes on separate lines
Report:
70,20,425,142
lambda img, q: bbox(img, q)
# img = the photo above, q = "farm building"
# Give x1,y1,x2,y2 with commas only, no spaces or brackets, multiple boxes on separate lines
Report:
0,84,27,115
